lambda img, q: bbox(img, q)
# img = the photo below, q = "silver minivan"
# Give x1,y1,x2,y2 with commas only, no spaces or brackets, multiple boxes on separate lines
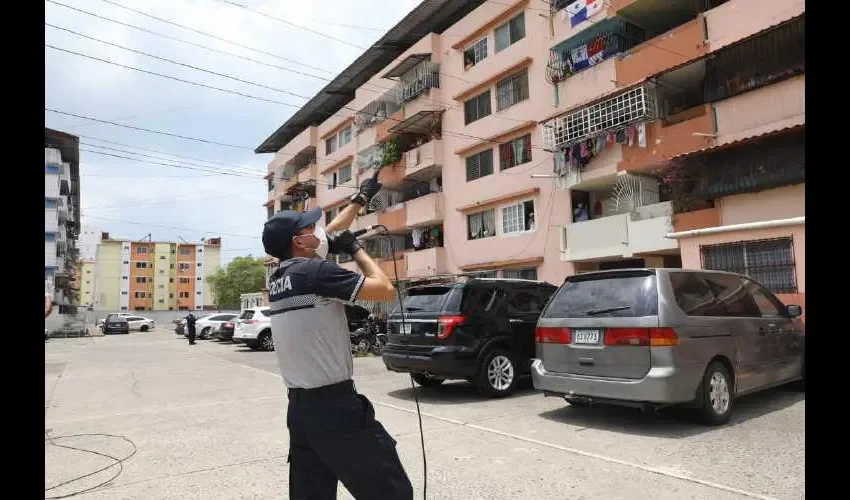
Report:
532,268,805,425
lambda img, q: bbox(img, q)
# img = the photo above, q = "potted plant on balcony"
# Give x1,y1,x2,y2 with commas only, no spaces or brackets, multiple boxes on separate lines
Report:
380,139,401,167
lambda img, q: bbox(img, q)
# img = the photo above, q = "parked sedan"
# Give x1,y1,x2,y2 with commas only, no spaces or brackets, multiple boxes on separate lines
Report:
125,315,155,332
102,314,130,335
212,320,235,342
195,313,239,340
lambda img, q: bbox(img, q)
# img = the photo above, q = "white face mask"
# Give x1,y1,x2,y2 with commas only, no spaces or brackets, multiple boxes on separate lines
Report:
311,226,329,260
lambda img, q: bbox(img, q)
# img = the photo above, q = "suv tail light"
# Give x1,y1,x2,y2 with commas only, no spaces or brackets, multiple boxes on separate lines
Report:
535,327,571,344
224,322,233,328
243,319,258,324
604,327,679,347
437,315,464,340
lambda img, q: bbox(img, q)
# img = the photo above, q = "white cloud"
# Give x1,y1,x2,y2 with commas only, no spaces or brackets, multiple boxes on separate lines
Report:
46,0,420,263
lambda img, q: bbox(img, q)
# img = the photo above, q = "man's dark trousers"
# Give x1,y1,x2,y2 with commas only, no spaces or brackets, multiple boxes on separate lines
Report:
287,380,413,500
187,326,196,345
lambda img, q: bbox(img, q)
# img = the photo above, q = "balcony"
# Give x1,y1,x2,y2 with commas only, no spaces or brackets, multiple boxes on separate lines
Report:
561,201,677,261
405,140,443,180
378,205,407,233
376,110,405,143
405,192,443,228
673,207,720,233
406,247,447,279
615,18,707,88
376,158,407,189
617,105,713,174
713,75,804,146
354,211,379,232
705,0,804,51
45,209,58,232
296,163,317,185
391,60,440,106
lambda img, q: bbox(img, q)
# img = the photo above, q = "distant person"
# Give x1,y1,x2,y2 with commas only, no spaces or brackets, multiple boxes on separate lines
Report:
186,312,197,345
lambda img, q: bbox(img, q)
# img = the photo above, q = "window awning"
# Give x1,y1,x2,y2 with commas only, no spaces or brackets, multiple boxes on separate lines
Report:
456,187,539,213
382,53,431,79
387,110,443,136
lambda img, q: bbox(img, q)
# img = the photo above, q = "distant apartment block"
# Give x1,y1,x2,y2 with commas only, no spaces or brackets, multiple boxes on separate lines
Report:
257,0,804,310
94,234,222,312
45,128,81,313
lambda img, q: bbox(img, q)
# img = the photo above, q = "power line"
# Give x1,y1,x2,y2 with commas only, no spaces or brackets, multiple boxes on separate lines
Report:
46,44,305,109
214,0,367,50
80,142,262,176
46,23,321,104
80,214,262,239
45,0,340,84
46,108,254,150
215,2,384,32
78,147,261,178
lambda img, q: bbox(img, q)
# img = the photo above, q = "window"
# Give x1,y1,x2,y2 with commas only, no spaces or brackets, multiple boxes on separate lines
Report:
180,278,190,284
197,277,202,280
506,287,544,315
45,199,58,209
197,291,202,295
197,262,202,267
338,164,352,184
136,247,148,254
179,292,190,298
134,292,147,298
121,291,128,295
703,274,760,317
159,255,166,259
123,261,129,265
180,247,191,255
325,172,336,190
463,37,488,70
135,262,148,269
503,267,537,280
701,237,796,294
496,69,529,111
135,277,147,283
86,269,91,274
495,13,525,52
464,90,492,125
745,280,784,317
339,126,352,147
170,264,175,269
466,149,494,182
499,134,532,170
467,209,496,240
169,293,175,298
502,200,535,234
169,278,174,283
325,134,338,155
544,271,658,318
179,263,191,271
45,233,56,242
670,273,723,316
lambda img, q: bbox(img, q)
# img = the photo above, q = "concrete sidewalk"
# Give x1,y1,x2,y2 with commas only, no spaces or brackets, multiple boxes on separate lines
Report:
45,331,803,499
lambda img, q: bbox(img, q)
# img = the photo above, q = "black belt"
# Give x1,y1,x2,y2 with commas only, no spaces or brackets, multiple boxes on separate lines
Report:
288,380,355,402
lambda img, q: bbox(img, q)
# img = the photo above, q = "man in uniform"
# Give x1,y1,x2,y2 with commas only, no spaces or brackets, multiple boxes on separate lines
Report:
186,312,197,345
262,176,412,500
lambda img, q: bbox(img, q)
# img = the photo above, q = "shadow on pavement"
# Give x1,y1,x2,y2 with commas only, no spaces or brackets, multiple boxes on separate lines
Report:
386,377,537,405
537,385,805,438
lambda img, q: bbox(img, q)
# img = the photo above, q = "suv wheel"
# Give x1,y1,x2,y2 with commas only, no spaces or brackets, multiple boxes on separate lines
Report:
259,331,274,351
477,349,518,398
412,373,445,388
200,327,211,339
140,325,149,332
697,361,734,426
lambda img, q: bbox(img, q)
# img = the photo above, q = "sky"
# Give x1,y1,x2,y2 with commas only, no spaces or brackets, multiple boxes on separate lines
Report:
45,0,421,264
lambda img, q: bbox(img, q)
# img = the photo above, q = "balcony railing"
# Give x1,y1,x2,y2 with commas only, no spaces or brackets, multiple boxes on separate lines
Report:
548,17,646,83
354,89,402,134
543,85,657,151
405,192,443,228
393,61,440,105
405,139,442,178
561,201,677,261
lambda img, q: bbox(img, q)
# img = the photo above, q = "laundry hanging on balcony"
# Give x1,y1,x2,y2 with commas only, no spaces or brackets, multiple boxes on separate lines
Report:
558,123,648,173
563,0,604,28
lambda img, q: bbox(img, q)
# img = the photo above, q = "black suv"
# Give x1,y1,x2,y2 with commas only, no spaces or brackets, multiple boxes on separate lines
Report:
382,279,557,397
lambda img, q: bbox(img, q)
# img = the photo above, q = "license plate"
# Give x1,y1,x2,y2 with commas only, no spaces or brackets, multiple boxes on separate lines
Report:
573,329,601,345
399,323,412,335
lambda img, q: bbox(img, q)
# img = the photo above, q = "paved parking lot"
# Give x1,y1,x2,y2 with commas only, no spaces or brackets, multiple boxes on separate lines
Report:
45,329,804,499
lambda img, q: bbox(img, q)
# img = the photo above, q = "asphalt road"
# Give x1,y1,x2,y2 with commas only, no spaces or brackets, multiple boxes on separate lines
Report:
44,329,805,499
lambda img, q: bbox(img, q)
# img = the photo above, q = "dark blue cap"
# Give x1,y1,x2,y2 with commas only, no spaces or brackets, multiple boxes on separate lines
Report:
262,207,322,259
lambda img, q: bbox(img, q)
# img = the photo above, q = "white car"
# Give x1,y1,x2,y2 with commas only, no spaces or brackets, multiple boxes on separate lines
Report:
232,307,273,351
194,313,239,340
125,315,155,332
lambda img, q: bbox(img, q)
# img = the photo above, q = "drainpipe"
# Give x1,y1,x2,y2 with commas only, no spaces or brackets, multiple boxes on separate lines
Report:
665,216,805,239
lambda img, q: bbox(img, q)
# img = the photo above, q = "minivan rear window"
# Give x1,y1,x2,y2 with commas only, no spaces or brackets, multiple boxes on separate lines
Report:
543,271,658,318
394,286,455,313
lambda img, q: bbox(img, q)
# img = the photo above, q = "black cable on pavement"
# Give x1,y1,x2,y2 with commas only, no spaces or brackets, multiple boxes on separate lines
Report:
44,432,138,499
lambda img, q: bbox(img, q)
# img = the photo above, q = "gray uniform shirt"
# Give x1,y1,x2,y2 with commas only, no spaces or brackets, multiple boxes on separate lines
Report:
267,257,365,389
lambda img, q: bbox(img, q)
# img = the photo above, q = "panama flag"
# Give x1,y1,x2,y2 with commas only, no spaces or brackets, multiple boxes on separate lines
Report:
566,0,604,28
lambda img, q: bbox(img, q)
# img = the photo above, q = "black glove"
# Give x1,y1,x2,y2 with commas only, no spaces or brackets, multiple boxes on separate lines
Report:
330,230,363,256
350,174,382,206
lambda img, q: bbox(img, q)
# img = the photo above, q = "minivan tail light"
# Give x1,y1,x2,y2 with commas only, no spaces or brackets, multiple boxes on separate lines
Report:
535,327,571,344
603,328,678,347
437,315,464,340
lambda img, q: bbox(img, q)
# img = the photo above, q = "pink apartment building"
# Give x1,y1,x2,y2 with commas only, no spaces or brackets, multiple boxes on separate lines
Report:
257,0,805,315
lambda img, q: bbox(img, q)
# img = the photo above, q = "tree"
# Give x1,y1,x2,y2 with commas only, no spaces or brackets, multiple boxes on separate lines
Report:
207,256,266,309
